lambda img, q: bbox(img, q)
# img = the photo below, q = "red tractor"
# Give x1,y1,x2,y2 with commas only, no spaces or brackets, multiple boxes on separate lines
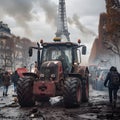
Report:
17,38,89,108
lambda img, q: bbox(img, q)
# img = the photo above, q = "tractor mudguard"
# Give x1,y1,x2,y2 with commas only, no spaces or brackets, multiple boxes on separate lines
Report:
68,73,82,81
23,72,38,78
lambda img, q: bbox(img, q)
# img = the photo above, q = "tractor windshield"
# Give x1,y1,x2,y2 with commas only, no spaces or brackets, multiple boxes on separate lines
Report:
41,46,72,73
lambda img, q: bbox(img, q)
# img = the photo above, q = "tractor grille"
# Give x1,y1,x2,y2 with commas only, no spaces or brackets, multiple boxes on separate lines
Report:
41,62,58,81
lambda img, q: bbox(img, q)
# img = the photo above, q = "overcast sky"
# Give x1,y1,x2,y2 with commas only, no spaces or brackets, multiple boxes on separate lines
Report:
0,0,106,64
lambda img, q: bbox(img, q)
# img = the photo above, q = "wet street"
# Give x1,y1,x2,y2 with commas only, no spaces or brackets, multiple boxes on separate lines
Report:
0,85,120,120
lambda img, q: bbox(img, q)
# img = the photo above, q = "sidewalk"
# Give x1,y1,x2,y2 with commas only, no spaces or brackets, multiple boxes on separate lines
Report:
0,85,15,108
0,84,14,96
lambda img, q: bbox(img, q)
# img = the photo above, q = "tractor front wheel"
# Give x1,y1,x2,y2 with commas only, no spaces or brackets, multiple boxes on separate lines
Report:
17,76,35,107
63,77,82,108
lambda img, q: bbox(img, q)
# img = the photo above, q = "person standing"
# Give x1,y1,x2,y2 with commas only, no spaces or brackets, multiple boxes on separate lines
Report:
11,70,19,93
104,66,120,105
2,71,11,96
34,61,38,74
58,51,71,74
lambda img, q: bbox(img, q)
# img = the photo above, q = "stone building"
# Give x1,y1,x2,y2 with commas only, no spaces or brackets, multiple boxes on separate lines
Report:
0,21,13,71
0,21,34,71
89,0,120,71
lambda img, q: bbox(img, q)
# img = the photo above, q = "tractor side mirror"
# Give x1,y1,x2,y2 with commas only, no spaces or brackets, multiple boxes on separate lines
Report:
29,47,33,57
82,46,86,55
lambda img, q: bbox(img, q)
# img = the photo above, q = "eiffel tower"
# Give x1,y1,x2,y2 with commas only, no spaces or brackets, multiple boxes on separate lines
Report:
55,0,70,41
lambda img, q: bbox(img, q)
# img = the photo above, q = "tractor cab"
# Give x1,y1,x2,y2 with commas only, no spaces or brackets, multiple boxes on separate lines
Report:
29,39,86,79
41,43,72,74
39,40,86,77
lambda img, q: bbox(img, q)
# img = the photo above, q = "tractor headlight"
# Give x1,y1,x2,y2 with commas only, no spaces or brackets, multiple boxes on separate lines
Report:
40,74,45,80
51,74,56,79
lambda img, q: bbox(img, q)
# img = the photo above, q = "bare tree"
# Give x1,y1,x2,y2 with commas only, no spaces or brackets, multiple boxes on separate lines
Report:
104,32,120,58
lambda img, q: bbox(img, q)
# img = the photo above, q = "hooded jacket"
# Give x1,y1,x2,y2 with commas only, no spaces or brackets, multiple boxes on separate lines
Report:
104,66,120,89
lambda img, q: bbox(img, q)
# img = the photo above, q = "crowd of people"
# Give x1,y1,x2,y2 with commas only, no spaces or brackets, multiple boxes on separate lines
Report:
0,70,19,96
0,65,29,97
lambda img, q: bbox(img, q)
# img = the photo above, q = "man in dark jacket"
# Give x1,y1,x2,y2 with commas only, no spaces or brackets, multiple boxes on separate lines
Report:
11,70,19,93
2,71,10,96
104,66,120,104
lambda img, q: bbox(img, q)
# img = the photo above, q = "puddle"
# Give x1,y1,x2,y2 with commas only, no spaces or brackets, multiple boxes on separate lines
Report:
78,113,97,120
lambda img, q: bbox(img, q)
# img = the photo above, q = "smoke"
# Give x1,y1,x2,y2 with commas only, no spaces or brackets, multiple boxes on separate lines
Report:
0,0,33,34
0,0,58,34
37,0,57,27
68,14,96,36
0,0,97,40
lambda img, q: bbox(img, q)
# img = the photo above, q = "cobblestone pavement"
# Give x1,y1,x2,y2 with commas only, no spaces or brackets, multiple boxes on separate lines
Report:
0,85,120,120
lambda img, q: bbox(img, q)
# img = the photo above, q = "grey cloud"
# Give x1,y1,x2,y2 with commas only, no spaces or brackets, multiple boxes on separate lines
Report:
69,0,106,17
37,0,57,26
0,0,58,36
68,14,96,36
0,0,101,39
0,0,33,34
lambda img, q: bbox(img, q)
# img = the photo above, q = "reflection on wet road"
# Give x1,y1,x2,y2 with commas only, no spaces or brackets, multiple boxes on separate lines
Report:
0,85,120,120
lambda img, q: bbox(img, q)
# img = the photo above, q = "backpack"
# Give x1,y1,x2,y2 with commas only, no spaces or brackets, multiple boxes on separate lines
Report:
111,71,120,85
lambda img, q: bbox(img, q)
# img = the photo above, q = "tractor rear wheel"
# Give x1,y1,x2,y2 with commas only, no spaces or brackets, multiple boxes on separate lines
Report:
82,78,89,102
63,77,82,108
17,76,35,107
